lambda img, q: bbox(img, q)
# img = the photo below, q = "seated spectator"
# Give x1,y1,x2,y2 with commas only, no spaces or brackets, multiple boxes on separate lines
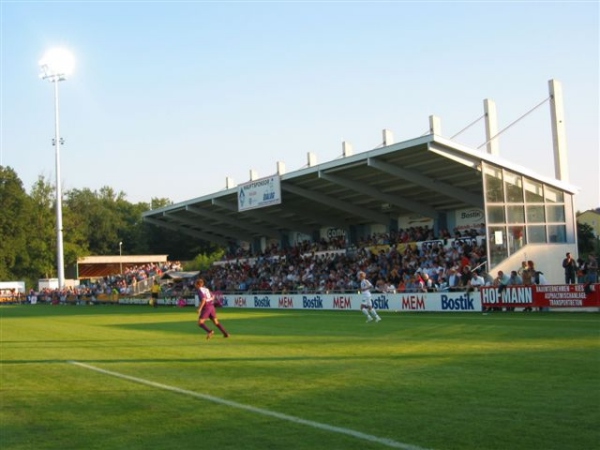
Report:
436,276,449,292
404,275,419,293
467,271,486,292
447,268,462,291
508,270,522,285
420,272,435,292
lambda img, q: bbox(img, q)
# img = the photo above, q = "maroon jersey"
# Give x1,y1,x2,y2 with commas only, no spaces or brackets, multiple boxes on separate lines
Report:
198,287,216,320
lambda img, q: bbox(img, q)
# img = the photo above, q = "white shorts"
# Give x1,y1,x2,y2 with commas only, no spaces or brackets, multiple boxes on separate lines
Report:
361,292,373,308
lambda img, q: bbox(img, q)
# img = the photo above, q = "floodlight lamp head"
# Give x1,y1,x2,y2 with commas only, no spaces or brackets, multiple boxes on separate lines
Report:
39,48,75,81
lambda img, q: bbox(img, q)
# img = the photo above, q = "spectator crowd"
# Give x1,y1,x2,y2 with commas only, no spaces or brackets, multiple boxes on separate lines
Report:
12,223,597,305
205,226,489,295
22,261,182,304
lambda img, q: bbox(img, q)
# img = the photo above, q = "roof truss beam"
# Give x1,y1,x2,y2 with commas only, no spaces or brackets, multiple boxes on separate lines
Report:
165,212,254,242
211,199,315,236
282,183,390,225
186,205,278,238
281,204,349,229
144,217,229,246
319,171,438,218
367,157,483,208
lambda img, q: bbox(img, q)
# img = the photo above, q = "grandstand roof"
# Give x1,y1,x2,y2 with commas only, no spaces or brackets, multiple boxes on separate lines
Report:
78,255,168,264
161,271,200,280
142,134,577,245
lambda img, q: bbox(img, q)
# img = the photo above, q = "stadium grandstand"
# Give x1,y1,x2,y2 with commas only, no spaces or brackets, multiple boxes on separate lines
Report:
75,255,168,280
142,79,578,285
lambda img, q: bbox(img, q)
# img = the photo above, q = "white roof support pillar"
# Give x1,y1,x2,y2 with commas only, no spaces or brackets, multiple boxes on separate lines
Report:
549,79,569,182
277,161,286,175
225,176,235,189
342,141,353,157
307,152,317,167
429,115,442,135
383,129,394,146
249,169,258,181
484,98,499,156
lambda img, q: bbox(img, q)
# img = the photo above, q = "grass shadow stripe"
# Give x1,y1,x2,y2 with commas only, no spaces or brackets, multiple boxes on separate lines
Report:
69,360,432,450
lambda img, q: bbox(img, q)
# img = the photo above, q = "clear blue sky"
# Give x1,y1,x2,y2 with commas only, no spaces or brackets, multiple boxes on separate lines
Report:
1,1,598,211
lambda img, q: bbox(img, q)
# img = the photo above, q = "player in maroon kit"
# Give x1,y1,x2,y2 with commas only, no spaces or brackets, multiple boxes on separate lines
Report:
196,278,230,339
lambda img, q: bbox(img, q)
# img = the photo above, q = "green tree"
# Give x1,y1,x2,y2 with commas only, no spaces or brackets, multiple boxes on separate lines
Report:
116,201,152,256
185,249,226,272
2,167,225,285
142,197,218,260
0,166,31,280
577,221,597,257
26,175,57,279
64,187,128,255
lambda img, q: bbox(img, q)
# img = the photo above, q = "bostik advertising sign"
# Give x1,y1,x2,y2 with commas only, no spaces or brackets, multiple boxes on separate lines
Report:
454,208,485,234
215,292,483,312
237,175,282,212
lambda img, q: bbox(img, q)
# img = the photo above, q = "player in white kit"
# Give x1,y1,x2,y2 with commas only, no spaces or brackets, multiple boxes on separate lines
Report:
358,271,381,323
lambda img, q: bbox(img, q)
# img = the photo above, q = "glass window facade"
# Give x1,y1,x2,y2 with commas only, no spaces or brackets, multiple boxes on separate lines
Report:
507,205,525,223
527,225,547,243
482,162,572,268
524,179,544,203
504,172,524,203
484,166,504,203
526,205,545,223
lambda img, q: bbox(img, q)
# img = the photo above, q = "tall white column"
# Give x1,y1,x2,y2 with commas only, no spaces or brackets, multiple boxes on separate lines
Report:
429,115,442,136
484,99,499,156
342,141,353,157
383,129,394,146
549,79,569,181
52,79,65,288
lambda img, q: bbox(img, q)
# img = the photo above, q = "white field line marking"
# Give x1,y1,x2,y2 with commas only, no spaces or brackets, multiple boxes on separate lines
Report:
69,361,432,450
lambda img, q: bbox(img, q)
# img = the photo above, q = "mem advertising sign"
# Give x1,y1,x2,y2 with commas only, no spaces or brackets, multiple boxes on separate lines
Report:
237,176,282,212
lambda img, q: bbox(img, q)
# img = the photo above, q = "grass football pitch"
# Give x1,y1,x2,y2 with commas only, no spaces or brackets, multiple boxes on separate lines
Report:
1,305,598,450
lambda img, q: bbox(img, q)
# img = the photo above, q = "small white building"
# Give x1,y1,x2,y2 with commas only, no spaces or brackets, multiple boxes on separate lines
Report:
38,278,78,291
0,281,26,293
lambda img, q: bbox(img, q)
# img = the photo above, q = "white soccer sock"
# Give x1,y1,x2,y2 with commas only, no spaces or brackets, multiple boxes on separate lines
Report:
361,308,370,317
371,310,380,319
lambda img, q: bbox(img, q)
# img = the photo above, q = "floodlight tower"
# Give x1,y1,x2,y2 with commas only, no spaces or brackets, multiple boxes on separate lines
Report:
39,48,75,289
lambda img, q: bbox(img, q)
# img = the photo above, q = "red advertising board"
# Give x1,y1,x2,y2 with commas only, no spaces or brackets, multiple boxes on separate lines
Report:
481,284,600,308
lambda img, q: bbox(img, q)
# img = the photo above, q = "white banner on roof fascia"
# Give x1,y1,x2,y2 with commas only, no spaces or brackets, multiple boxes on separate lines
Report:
454,208,485,233
237,175,282,212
